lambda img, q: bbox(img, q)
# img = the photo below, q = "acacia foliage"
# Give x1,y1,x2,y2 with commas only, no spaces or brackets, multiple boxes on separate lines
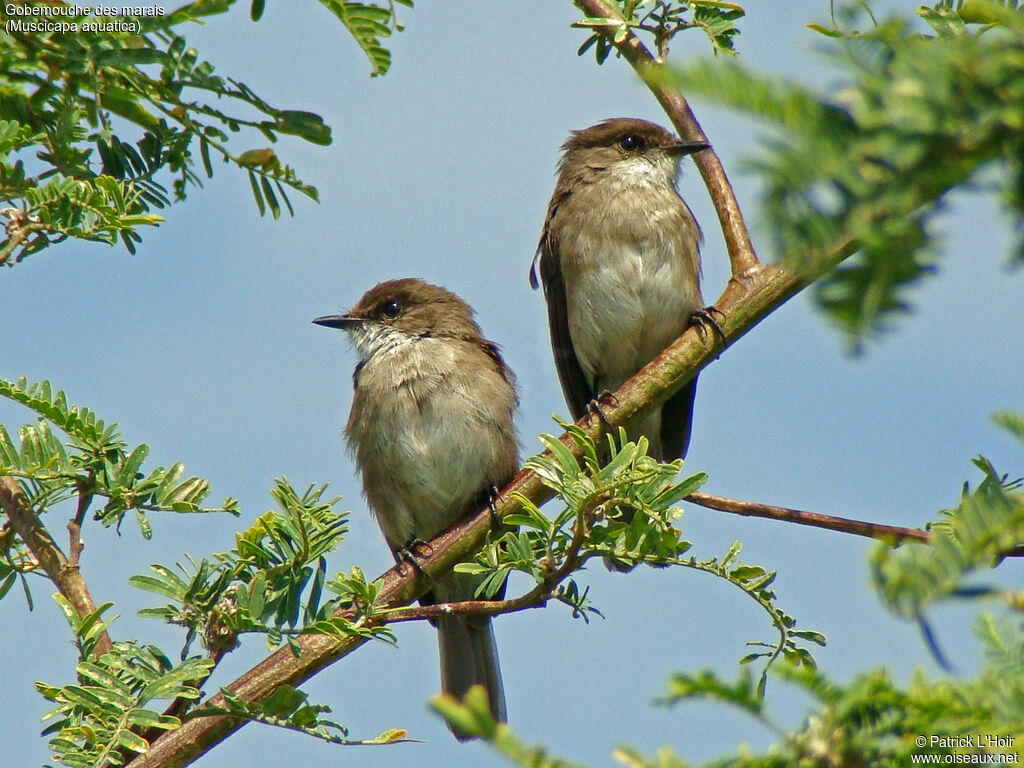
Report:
0,0,416,266
669,0,1024,350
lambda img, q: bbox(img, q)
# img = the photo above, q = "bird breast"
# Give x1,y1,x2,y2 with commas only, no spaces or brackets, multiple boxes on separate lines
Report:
345,335,517,548
557,176,703,391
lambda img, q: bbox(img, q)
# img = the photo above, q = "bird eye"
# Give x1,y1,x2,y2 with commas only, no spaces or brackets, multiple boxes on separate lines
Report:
382,300,402,319
618,134,641,151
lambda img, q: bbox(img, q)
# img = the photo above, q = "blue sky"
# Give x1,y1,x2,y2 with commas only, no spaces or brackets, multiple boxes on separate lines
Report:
2,2,1022,766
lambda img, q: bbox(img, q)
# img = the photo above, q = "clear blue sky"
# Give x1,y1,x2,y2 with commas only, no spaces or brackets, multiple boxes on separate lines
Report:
2,2,1022,766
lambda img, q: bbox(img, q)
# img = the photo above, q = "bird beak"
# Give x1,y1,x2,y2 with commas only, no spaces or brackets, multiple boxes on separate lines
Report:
665,140,710,156
312,314,359,329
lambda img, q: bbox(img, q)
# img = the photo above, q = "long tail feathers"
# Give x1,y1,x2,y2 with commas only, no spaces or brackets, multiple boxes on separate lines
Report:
437,614,505,740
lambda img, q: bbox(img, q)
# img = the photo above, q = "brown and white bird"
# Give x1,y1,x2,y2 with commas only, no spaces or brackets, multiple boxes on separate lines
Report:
314,278,518,737
531,117,709,461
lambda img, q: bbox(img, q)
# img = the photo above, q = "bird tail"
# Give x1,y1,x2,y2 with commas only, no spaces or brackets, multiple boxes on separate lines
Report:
437,613,506,740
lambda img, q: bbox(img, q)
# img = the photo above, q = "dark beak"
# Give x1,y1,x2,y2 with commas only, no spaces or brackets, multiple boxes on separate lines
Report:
666,140,710,156
312,314,358,329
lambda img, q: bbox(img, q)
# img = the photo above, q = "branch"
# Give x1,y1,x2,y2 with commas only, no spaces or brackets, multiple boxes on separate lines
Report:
685,493,1024,557
381,597,541,623
374,490,944,625
686,491,930,544
68,480,94,567
573,0,759,276
122,478,600,768
383,491,597,624
0,475,113,656
0,218,46,267
335,487,987,626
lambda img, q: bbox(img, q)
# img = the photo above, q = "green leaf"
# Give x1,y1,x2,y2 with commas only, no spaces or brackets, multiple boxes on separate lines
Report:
573,16,622,27
657,669,764,714
791,628,828,646
993,411,1024,445
319,0,407,76
62,685,104,709
260,176,281,219
654,471,708,507
76,662,125,690
276,111,332,146
129,574,187,601
199,138,214,178
248,170,265,216
93,48,169,67
120,444,150,483
114,728,150,752
0,572,17,601
537,433,581,477
262,685,306,717
126,709,179,730
721,540,742,569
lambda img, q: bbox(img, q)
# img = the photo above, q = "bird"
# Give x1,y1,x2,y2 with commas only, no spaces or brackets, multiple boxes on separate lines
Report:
531,117,710,461
314,278,519,738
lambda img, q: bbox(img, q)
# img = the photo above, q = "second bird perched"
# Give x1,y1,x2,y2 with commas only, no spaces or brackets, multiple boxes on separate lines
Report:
531,117,710,461
314,278,518,739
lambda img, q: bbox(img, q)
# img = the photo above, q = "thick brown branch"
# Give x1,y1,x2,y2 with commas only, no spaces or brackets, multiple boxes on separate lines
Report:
573,0,759,275
686,491,930,544
0,475,113,656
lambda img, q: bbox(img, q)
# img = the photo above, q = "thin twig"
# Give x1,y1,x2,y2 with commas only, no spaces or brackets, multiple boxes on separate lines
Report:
573,0,760,276
687,491,1024,557
0,475,113,656
382,597,542,622
0,219,46,267
68,479,94,568
383,492,597,623
686,491,930,544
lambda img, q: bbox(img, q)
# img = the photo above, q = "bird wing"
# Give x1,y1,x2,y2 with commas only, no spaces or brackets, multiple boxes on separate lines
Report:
532,195,593,422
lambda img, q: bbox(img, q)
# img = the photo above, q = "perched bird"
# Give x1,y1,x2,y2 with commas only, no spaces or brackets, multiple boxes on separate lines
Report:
531,117,710,461
314,278,518,738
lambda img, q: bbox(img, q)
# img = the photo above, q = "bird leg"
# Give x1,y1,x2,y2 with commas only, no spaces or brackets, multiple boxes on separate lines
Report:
478,484,504,527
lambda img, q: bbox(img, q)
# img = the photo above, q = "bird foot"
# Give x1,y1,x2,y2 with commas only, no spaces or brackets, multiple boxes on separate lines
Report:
587,390,618,430
690,306,727,346
394,536,433,579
